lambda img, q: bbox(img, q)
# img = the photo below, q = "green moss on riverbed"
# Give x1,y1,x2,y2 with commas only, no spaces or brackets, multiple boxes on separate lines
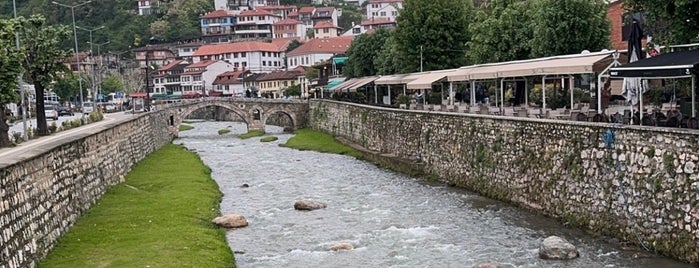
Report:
40,144,235,268
281,128,362,158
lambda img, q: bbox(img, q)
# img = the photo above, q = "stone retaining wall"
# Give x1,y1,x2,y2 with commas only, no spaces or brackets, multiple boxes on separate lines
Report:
0,111,174,268
309,100,699,263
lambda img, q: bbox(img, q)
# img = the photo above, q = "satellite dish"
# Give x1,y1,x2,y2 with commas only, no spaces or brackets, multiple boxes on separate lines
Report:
581,50,591,54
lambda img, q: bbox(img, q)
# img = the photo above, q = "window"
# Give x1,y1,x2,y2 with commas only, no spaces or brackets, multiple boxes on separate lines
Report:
268,61,272,66
242,62,247,67
262,52,266,57
259,16,265,20
274,61,278,66
372,12,377,17
353,28,360,34
234,52,239,58
241,52,246,57
392,11,397,16
263,61,267,66
380,11,386,17
234,62,239,67
323,28,329,33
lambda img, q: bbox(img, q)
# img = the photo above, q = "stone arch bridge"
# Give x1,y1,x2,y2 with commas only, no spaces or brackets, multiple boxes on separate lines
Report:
159,98,308,134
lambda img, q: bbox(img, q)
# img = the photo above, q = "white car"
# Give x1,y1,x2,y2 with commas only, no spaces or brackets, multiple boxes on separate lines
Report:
44,105,58,120
82,102,94,113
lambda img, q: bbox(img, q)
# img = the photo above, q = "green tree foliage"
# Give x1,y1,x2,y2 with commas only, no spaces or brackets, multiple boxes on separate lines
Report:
284,84,301,97
623,0,699,45
374,34,402,75
306,67,319,81
336,5,362,32
344,28,393,78
52,75,79,103
530,0,611,57
394,0,474,73
153,0,212,42
468,0,534,64
17,15,72,136
0,18,22,147
101,75,124,94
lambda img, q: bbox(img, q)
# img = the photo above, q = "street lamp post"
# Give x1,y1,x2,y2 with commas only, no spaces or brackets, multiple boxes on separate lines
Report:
76,25,104,108
88,40,110,102
13,0,28,141
52,0,92,112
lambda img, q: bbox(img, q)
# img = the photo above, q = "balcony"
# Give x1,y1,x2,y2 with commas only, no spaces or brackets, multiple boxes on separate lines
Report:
234,29,271,34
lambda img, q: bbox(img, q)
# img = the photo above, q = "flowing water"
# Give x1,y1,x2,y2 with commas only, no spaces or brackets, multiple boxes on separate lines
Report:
176,121,692,268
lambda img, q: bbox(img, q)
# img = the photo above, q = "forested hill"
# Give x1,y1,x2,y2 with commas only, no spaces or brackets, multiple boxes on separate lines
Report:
0,0,212,54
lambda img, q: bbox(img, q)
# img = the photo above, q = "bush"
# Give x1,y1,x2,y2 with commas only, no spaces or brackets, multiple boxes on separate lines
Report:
49,122,57,134
395,94,411,106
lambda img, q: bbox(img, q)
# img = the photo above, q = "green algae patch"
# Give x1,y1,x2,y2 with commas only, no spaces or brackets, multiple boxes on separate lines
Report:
281,128,362,158
238,129,264,139
218,129,231,135
179,124,194,131
260,136,278,142
40,144,235,268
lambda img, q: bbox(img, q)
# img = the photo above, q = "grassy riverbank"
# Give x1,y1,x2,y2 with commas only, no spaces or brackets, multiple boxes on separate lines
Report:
282,128,362,158
40,144,235,268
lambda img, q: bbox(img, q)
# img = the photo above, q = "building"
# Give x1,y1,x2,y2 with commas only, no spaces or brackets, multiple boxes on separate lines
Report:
134,46,176,68
366,0,402,21
200,10,238,44
212,69,252,96
152,60,189,96
179,60,234,95
607,0,647,51
295,7,316,27
286,36,353,70
311,7,338,28
213,0,280,11
137,0,163,15
258,5,298,19
233,9,281,41
255,70,304,98
314,21,341,39
273,19,307,39
175,42,203,62
193,41,285,73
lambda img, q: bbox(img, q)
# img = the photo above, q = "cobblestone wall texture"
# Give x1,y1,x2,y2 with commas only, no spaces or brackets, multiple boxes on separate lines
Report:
309,100,699,263
0,112,174,268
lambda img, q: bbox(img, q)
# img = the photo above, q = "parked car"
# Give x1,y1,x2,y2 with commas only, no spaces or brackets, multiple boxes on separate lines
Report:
57,106,74,116
82,102,94,113
44,105,58,120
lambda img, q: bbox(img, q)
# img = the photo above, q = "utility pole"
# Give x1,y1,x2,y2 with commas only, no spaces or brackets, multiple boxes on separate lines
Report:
13,0,27,141
88,40,110,102
77,25,104,109
420,45,423,72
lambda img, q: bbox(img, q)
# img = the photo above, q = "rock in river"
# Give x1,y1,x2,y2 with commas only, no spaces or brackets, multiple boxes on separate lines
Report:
294,199,327,211
539,236,579,260
330,242,354,251
212,214,249,228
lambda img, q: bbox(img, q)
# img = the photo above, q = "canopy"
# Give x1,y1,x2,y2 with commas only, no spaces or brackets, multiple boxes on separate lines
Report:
375,73,410,85
333,57,348,65
406,69,459,89
327,78,345,89
332,78,359,91
345,76,379,92
610,49,699,78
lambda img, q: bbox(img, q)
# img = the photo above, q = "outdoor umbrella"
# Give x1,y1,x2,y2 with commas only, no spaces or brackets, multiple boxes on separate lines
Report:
621,18,649,124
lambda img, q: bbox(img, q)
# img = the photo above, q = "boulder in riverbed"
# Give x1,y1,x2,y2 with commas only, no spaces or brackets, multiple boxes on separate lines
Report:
212,214,248,228
474,263,500,268
294,199,327,211
330,242,354,251
539,236,579,260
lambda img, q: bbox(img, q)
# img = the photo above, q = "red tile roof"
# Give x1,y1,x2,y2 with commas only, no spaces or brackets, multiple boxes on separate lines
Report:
256,70,303,81
286,36,354,57
313,7,335,14
314,21,338,29
288,11,299,17
213,70,249,85
180,70,204,75
158,60,186,71
361,18,395,26
271,38,300,51
239,9,278,17
201,9,236,19
186,60,216,68
274,18,301,25
299,7,315,14
194,41,283,57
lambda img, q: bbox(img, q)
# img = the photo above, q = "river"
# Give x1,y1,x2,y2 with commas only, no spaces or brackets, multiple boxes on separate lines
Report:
176,121,691,268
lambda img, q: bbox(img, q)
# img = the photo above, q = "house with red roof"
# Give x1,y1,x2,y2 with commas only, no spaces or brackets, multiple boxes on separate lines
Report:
152,60,189,96
133,45,176,68
234,9,281,41
179,60,234,96
286,36,353,70
367,0,402,22
296,6,315,27
314,21,341,39
193,41,286,73
200,10,238,43
258,5,298,19
273,19,307,40
312,7,338,28
212,69,253,96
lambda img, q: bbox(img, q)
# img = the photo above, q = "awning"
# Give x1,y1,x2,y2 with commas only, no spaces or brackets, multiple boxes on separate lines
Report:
332,78,360,91
327,78,345,89
536,52,614,75
333,57,348,65
345,76,379,92
375,73,410,85
129,92,148,98
610,50,699,78
406,69,459,89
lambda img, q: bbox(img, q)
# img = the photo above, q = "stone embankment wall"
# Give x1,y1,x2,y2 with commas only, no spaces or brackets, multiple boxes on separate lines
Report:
0,111,174,268
309,100,699,263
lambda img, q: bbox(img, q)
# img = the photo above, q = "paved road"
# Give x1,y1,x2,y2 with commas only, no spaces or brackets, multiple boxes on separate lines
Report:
8,113,85,135
0,112,136,161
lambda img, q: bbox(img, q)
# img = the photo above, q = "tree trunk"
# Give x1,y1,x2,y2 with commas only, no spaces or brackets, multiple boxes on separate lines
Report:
0,111,12,147
35,82,49,136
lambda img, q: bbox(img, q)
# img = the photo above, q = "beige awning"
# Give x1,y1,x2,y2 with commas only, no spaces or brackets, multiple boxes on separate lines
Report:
333,78,360,91
346,76,379,92
374,74,409,85
535,52,614,75
406,69,459,89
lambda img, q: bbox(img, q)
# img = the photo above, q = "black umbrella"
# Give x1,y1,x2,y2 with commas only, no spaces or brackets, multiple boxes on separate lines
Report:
622,18,649,124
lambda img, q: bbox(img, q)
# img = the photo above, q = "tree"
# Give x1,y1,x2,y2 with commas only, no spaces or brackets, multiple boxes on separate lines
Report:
17,15,72,136
305,67,319,82
623,0,699,45
156,0,212,42
468,0,534,64
344,28,393,78
530,0,611,58
394,0,474,73
52,75,80,103
284,84,301,97
0,18,22,147
101,75,124,94
374,34,402,75
121,67,145,94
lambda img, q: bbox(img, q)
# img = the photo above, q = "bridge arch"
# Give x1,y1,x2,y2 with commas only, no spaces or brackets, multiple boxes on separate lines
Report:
261,109,297,132
174,102,252,131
